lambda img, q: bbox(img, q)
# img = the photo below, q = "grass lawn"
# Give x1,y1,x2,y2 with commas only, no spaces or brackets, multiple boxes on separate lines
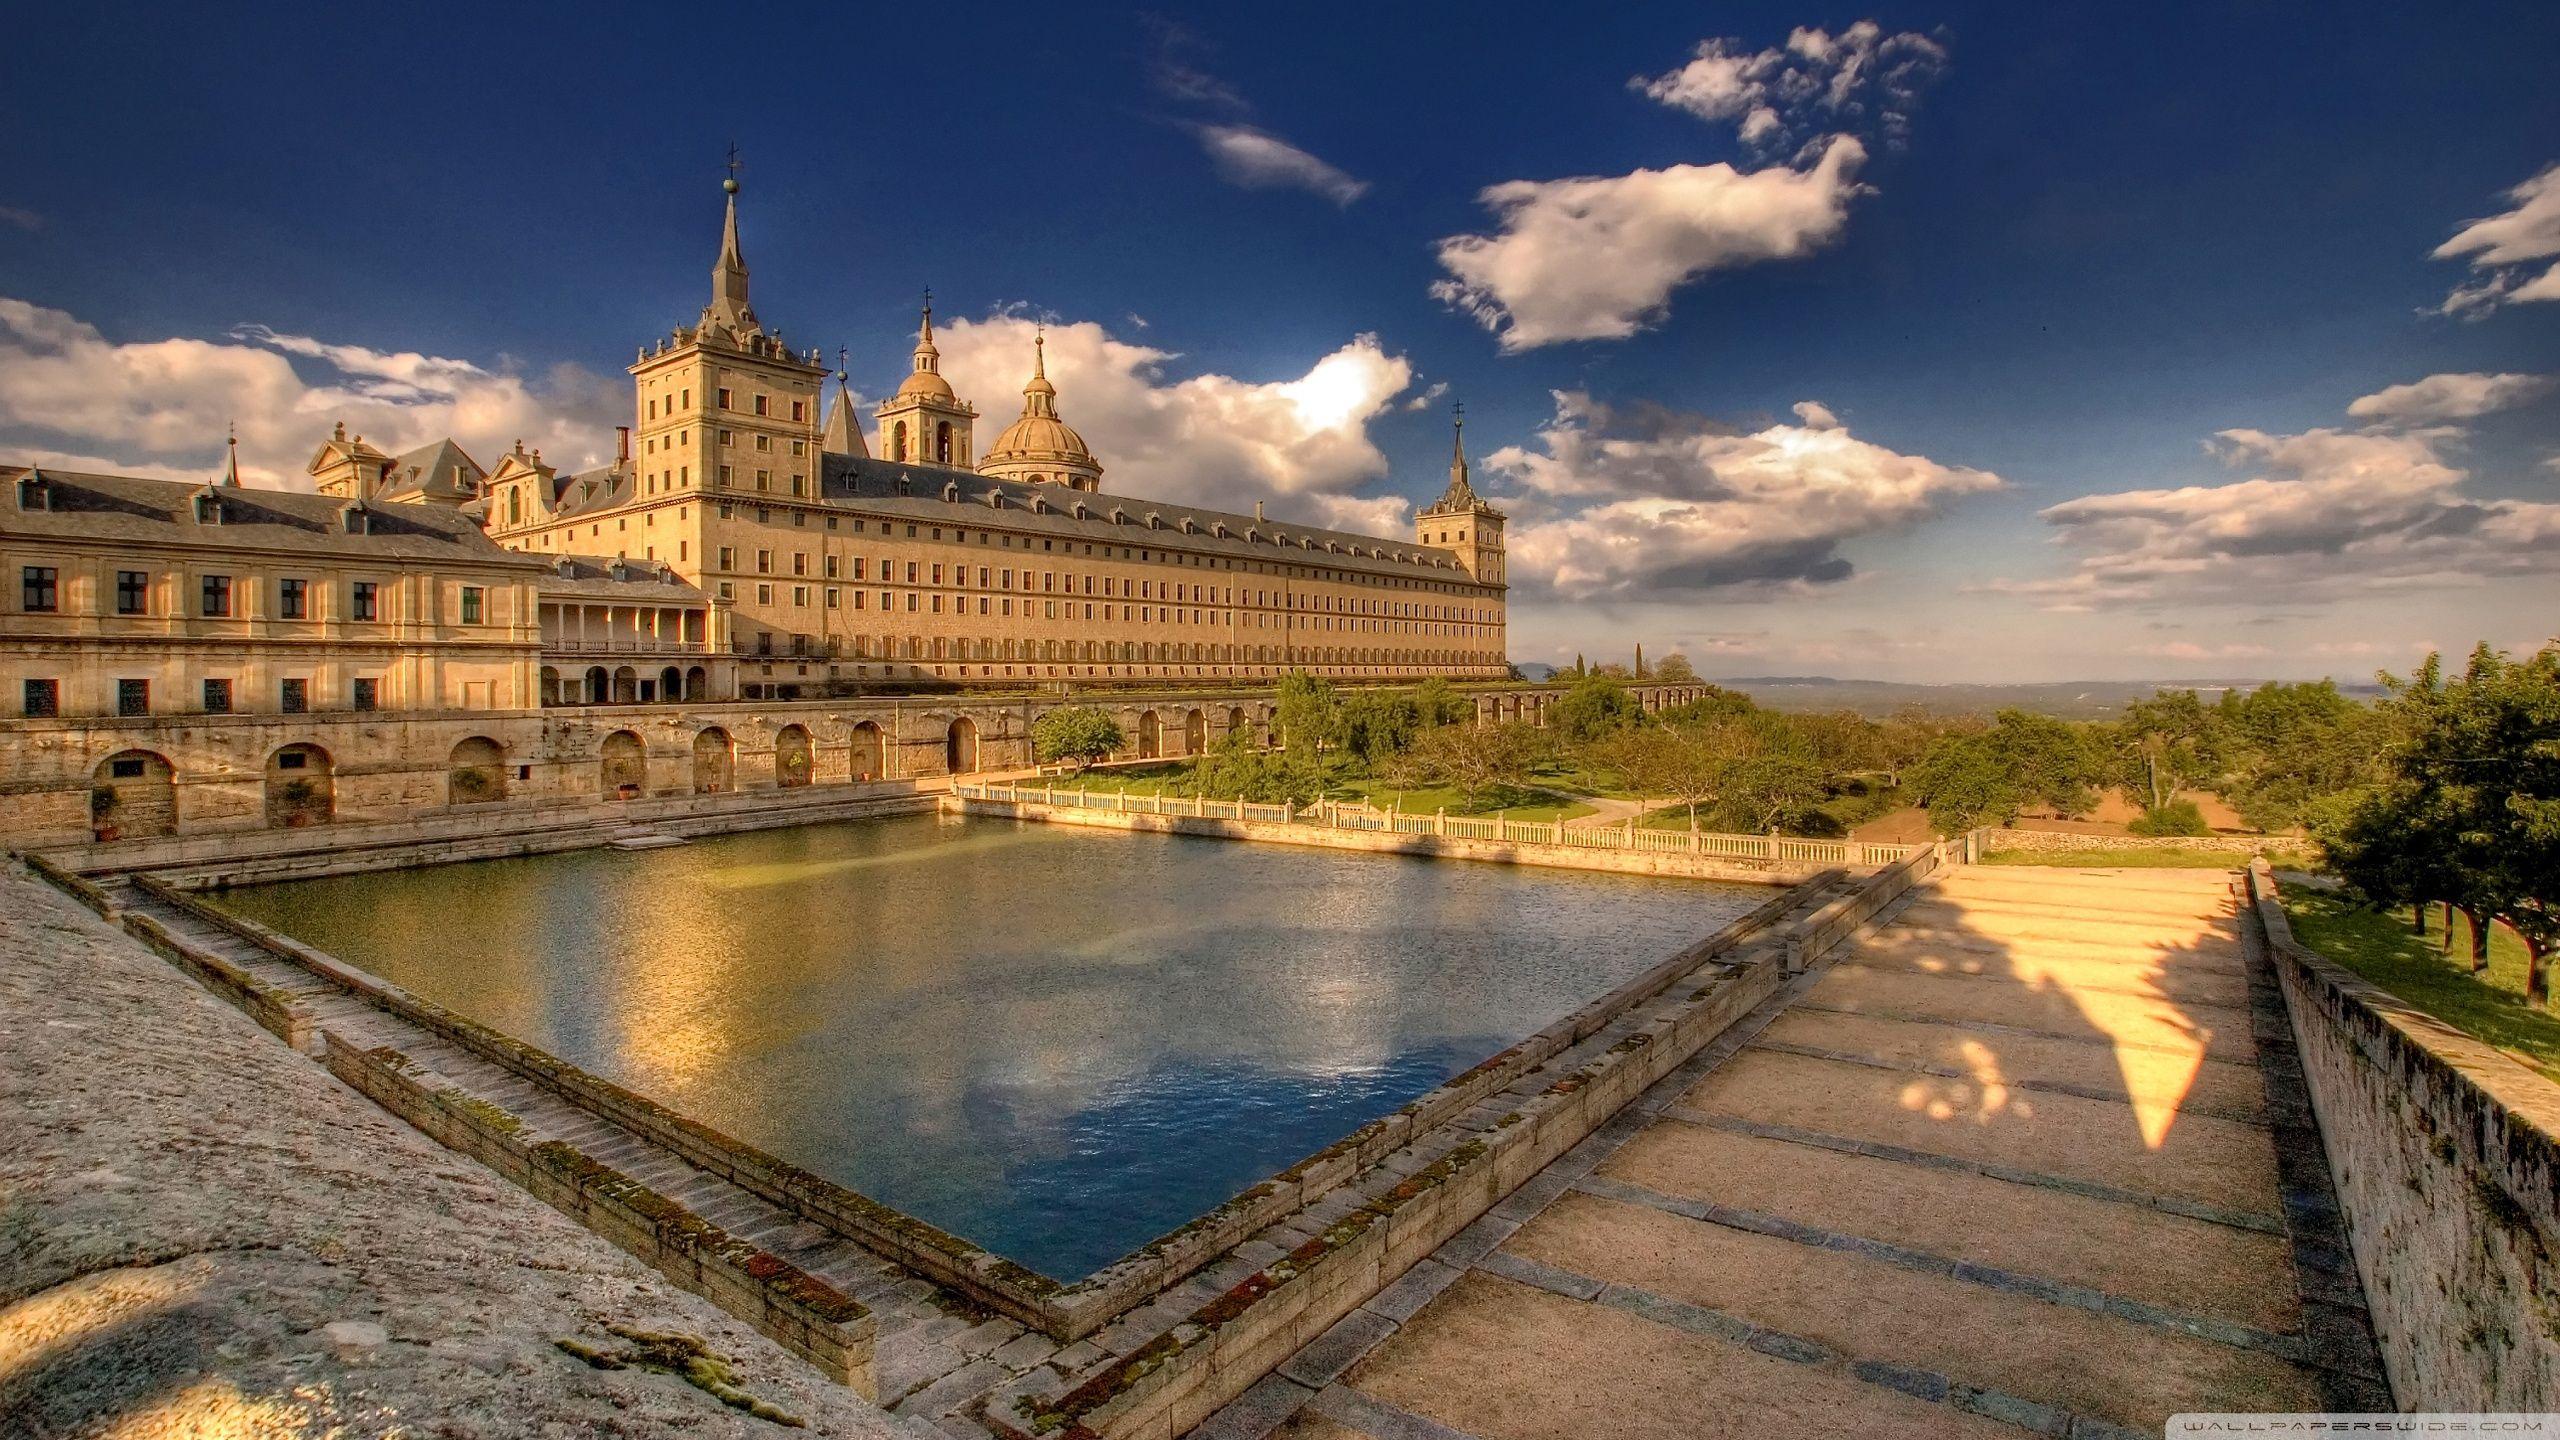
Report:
1032,763,1192,798
1981,845,2262,869
1336,778,1594,824
2282,888,2560,1083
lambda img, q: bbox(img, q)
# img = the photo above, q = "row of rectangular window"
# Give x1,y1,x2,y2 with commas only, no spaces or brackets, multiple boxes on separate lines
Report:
18,568,480,623
22,676,377,718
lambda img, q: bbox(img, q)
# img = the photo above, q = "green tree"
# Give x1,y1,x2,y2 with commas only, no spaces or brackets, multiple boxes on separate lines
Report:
2114,689,2220,814
1728,752,1828,833
1653,652,1699,683
1553,674,1641,744
1398,721,1544,807
1032,705,1123,775
1341,691,1422,767
2213,680,2385,832
1410,676,1473,728
1190,731,1302,804
1908,732,2019,836
2324,645,2560,1001
1275,672,1343,755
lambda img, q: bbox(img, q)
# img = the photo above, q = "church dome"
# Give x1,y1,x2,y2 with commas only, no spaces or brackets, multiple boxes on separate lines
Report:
987,411,1091,463
896,367,956,401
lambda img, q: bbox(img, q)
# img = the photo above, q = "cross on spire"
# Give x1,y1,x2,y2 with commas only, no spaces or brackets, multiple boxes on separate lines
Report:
724,142,743,190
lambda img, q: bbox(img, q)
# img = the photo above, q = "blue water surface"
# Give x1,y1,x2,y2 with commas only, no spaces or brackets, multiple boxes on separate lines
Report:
218,813,1756,1279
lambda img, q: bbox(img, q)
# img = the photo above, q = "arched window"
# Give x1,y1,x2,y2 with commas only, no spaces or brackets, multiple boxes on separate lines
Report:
892,421,908,462
936,421,953,464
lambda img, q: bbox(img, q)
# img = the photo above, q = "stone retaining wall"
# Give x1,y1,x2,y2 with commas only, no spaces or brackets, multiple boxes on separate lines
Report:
320,1030,879,1396
949,795,1839,885
2249,861,2560,1406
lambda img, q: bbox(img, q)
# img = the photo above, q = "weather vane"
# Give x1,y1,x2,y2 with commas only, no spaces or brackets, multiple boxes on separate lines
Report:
724,142,742,194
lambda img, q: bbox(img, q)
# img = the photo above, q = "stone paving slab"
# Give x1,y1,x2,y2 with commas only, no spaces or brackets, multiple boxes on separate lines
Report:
1674,1045,2284,1214
1505,1191,2324,1428
1591,1114,2302,1333
1750,1006,2269,1120
1341,1273,2018,1440
1797,963,2260,1061
1830,947,2255,1008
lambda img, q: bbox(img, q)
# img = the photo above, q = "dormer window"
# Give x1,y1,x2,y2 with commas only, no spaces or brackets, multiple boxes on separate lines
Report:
942,480,960,503
15,471,49,511
1072,501,1090,520
340,504,368,534
194,491,224,525
988,491,1007,510
1030,493,1049,514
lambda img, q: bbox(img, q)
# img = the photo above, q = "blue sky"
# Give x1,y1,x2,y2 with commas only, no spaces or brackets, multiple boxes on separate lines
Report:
3,2,2555,681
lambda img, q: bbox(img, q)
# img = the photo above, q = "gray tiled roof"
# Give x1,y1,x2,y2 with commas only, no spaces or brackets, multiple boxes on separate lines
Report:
1,466,546,569
813,456,1485,585
536,553,711,603
379,438,487,504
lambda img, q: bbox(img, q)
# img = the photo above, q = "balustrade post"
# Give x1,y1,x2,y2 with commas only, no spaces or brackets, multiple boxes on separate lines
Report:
1436,807,1446,836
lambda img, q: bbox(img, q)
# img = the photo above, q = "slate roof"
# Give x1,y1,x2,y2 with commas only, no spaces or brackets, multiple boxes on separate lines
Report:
1,466,547,569
379,439,487,504
536,554,712,604
812,456,1483,585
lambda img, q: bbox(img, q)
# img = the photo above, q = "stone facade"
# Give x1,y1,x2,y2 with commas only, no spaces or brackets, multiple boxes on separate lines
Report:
0,681,1712,849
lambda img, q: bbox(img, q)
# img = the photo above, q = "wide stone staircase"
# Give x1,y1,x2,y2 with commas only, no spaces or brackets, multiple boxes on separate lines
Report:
1208,864,2391,1440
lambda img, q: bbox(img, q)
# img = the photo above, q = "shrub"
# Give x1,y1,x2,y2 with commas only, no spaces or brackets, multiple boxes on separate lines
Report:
2129,799,2211,837
1032,705,1124,775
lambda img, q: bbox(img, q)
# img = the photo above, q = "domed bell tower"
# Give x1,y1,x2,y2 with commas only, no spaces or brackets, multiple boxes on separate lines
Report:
874,297,976,469
978,330,1103,491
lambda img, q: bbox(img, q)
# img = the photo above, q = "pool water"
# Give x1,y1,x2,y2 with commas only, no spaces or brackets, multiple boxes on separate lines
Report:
217,813,1758,1280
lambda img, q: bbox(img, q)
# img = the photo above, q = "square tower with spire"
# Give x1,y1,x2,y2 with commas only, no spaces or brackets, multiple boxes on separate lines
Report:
1416,405,1506,586
873,298,977,469
626,167,829,509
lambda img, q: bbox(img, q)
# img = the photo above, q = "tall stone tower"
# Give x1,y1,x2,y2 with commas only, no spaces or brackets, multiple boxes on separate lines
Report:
627,171,828,509
873,300,977,469
1416,407,1506,586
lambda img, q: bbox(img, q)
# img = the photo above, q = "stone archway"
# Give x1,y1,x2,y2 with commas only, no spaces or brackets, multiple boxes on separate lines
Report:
1185,708,1207,755
612,666,638,705
600,730,646,798
1137,710,1161,760
1225,706,1245,744
693,727,734,793
584,666,610,704
91,749,175,841
448,736,507,804
264,743,335,828
685,666,708,701
659,666,683,702
851,721,886,782
946,717,978,775
775,725,813,788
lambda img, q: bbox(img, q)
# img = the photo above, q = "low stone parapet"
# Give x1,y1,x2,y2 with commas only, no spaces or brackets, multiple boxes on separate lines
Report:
2249,861,2560,1406
321,1030,878,1396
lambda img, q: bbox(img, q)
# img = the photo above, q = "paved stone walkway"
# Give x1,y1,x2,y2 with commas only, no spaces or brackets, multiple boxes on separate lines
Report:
0,865,906,1439
1191,864,2390,1439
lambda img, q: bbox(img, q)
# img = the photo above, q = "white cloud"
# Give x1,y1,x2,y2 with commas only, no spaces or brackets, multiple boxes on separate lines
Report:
926,314,1416,529
2432,163,2560,316
2130,641,2274,661
1791,399,1841,430
1999,423,2560,610
1634,21,1947,154
1192,125,1369,206
1403,381,1450,413
1436,20,1945,351
1483,390,1999,599
1432,136,1868,350
0,297,620,489
2347,371,2553,425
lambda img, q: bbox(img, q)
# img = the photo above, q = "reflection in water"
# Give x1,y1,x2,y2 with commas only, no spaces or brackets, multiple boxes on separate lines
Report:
219,814,1757,1280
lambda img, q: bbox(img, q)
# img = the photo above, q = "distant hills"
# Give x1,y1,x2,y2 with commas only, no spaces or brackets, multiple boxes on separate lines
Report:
1702,674,2386,720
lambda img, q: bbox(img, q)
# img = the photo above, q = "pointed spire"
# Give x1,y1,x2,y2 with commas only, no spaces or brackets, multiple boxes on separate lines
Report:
822,349,869,459
1431,400,1479,512
1021,325,1058,417
912,291,940,375
224,422,242,487
703,151,756,333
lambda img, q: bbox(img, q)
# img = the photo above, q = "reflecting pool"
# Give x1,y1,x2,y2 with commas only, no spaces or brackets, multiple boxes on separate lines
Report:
217,813,1760,1280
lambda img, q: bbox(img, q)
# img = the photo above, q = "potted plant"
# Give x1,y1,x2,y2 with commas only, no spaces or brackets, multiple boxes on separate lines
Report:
276,777,323,827
90,785,121,843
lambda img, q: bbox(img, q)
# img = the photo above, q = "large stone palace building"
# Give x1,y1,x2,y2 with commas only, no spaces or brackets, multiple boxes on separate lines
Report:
479,176,1509,695
0,174,1544,847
